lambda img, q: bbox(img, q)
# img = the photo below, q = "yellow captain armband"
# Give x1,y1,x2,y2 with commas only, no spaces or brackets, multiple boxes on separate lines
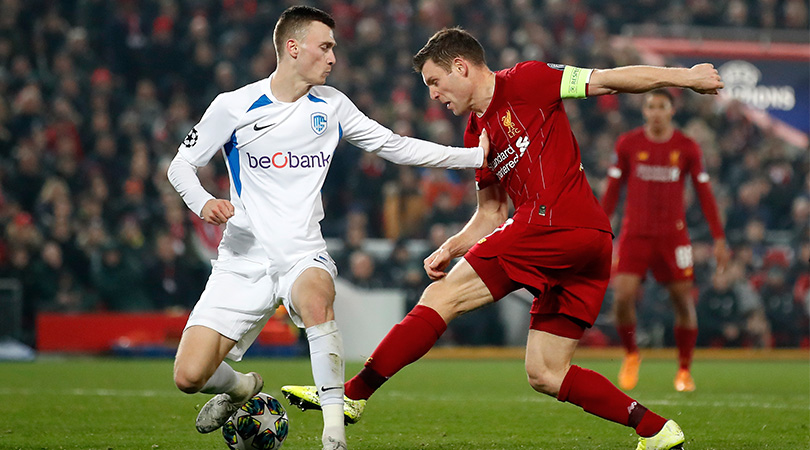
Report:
560,66,593,99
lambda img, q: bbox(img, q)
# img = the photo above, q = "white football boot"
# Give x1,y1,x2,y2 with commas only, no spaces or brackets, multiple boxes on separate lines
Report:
195,372,264,433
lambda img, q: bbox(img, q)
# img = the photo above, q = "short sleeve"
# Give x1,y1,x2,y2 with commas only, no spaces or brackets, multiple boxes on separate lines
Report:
465,119,498,189
509,62,593,108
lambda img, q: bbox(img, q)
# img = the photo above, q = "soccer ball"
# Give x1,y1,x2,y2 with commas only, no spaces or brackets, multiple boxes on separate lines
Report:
222,393,289,450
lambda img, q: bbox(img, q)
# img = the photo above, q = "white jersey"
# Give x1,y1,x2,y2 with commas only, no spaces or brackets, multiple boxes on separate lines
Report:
173,74,482,272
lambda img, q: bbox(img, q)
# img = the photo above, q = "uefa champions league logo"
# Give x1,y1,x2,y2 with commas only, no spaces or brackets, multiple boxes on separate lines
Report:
718,60,795,111
311,113,327,135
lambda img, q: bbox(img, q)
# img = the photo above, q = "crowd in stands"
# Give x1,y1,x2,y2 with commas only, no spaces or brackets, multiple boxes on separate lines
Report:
0,0,806,349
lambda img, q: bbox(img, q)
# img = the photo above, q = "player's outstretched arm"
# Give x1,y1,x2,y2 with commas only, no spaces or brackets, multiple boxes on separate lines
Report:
587,64,724,96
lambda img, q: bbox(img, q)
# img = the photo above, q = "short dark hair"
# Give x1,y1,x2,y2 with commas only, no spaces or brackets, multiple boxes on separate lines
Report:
646,89,675,105
273,6,335,57
413,27,487,73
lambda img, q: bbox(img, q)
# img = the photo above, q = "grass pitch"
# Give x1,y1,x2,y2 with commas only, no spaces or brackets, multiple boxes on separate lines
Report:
0,351,807,450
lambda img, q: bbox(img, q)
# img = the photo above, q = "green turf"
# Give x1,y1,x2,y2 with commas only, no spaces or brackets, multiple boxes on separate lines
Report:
0,356,807,449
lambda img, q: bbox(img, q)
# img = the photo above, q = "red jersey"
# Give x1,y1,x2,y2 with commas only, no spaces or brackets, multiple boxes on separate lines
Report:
601,127,725,239
464,61,611,233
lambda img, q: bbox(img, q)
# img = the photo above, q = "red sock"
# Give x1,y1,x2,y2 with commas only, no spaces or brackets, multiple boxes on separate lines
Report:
617,324,639,354
674,326,697,370
558,365,667,437
344,305,447,400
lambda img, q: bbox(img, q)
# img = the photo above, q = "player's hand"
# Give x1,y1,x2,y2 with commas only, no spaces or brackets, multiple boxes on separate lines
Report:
478,128,490,168
713,239,730,274
424,246,452,280
201,199,234,225
688,63,724,95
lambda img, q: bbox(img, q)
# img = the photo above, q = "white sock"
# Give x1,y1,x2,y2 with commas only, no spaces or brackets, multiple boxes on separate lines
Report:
200,362,255,402
322,404,346,446
200,361,238,395
306,320,346,445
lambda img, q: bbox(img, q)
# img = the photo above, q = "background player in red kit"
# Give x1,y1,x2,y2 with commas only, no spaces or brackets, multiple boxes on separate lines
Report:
284,27,724,450
601,90,730,392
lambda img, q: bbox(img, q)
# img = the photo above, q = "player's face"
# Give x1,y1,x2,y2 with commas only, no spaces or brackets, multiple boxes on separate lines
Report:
296,21,336,85
642,94,675,130
421,59,472,116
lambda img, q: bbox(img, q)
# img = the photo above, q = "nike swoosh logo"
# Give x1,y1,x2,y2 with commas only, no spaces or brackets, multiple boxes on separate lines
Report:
313,258,328,266
320,386,342,392
254,122,276,131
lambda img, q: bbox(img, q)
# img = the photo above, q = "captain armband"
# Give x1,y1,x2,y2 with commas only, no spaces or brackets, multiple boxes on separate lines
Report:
560,66,593,99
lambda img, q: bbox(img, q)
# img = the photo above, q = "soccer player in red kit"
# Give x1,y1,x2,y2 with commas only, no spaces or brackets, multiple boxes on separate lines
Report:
601,90,729,393
284,27,724,450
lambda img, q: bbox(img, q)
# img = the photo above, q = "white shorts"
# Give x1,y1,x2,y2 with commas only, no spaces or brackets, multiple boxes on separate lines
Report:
185,251,338,361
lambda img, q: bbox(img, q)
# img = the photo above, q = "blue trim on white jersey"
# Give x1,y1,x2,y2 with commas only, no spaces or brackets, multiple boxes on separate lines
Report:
247,94,273,112
307,93,326,104
224,131,241,196
338,123,343,141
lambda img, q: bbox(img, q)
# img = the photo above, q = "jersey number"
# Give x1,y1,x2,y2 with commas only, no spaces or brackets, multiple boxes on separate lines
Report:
675,245,693,270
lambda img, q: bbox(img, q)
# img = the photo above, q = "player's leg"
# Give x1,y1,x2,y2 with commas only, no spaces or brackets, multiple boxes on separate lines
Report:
176,260,271,433
613,273,643,390
667,280,697,392
653,235,697,392
174,325,238,394
344,258,496,401
289,264,346,449
613,273,643,351
174,325,265,432
613,234,650,390
527,322,682,448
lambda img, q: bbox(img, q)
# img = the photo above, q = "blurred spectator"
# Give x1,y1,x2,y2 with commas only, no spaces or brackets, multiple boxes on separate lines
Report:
145,232,205,311
759,255,808,347
30,241,92,314
699,261,771,348
382,166,427,239
346,250,384,290
91,241,152,312
381,239,429,308
698,271,746,347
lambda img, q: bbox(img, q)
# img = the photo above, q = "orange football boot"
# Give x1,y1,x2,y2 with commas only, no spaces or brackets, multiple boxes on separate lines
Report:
618,352,641,390
674,368,695,392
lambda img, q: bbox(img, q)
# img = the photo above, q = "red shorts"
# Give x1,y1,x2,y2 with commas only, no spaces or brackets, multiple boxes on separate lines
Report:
464,220,612,336
615,232,694,283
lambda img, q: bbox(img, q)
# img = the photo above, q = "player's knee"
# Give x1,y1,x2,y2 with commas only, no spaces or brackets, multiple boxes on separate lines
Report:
173,365,206,394
420,282,464,318
297,292,336,326
525,366,561,397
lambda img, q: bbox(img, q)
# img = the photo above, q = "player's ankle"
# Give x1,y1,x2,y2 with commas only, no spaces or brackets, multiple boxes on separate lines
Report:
227,372,255,402
322,421,346,448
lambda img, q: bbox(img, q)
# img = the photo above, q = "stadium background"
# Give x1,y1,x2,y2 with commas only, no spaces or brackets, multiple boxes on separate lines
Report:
0,0,807,357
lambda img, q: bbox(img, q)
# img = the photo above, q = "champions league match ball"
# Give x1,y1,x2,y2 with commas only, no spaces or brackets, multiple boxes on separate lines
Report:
222,393,289,450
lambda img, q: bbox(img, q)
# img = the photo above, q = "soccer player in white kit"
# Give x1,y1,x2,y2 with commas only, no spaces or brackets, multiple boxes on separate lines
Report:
167,6,486,450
